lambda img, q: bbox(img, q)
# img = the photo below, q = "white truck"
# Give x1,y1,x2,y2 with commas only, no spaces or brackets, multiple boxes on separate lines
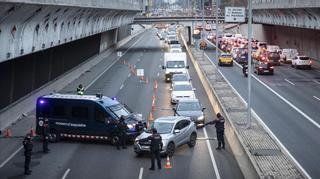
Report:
162,52,188,82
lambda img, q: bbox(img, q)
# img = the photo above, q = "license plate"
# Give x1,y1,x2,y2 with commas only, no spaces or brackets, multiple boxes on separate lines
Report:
141,146,149,150
264,70,269,72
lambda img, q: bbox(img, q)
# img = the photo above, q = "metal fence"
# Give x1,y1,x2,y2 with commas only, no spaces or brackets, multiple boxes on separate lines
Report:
252,0,320,9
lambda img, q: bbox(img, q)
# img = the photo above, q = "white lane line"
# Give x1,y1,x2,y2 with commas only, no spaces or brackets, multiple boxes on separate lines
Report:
285,78,295,86
204,52,312,178
252,75,320,128
120,84,124,90
128,73,131,78
0,28,147,170
203,128,221,179
0,146,23,168
62,168,71,179
157,72,160,77
313,80,320,85
313,96,320,101
138,167,143,179
138,58,141,62
85,34,145,90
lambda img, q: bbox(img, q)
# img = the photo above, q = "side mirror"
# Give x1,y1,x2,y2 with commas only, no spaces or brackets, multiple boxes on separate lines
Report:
162,66,165,69
202,107,206,111
173,129,180,134
186,66,189,69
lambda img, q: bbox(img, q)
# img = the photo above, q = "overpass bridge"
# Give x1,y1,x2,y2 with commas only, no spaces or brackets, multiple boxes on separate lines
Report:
133,16,225,24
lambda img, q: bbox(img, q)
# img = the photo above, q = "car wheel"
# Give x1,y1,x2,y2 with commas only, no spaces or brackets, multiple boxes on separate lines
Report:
110,134,119,146
49,129,60,143
188,132,197,148
166,142,175,157
291,64,294,68
257,70,260,75
135,152,143,157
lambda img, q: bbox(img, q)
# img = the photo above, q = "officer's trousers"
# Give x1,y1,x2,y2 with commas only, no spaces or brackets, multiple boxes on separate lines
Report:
24,156,31,173
216,130,225,148
150,151,161,169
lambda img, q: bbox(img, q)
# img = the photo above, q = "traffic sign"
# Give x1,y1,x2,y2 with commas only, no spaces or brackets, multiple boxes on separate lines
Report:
117,51,122,57
136,69,144,77
224,7,246,23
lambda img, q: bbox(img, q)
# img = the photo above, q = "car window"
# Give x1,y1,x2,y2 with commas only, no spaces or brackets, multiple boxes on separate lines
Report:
174,121,183,130
95,106,108,122
172,75,188,82
299,57,309,60
72,106,89,119
167,61,185,68
152,122,174,134
177,102,201,111
180,120,191,129
173,84,192,91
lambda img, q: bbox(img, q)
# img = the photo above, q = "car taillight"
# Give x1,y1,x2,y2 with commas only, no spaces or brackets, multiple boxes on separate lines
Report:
270,66,274,69
309,61,312,64
262,57,266,60
259,67,263,69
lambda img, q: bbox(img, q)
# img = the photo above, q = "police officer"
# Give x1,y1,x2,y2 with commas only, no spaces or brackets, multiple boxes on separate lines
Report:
116,116,128,150
23,134,33,175
135,121,144,134
76,84,84,95
205,113,225,150
42,118,50,153
148,128,163,170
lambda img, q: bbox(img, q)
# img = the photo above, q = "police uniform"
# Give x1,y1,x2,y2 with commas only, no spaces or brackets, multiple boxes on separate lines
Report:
148,129,163,170
116,117,128,150
205,114,225,150
42,119,50,153
76,85,84,95
23,135,33,175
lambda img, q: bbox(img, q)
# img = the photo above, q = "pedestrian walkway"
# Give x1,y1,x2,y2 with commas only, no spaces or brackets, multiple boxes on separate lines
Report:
180,32,306,179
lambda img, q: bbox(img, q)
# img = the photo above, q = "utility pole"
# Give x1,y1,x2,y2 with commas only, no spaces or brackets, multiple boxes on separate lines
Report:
215,0,219,62
246,0,252,129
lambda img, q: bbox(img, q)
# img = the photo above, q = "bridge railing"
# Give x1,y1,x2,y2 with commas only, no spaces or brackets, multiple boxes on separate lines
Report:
252,0,320,9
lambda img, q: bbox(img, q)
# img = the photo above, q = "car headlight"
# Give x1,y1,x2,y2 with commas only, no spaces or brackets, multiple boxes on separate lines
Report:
127,124,134,129
197,116,204,120
165,71,170,74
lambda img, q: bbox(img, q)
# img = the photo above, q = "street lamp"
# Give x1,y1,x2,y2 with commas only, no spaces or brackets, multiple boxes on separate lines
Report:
215,0,219,63
246,0,253,129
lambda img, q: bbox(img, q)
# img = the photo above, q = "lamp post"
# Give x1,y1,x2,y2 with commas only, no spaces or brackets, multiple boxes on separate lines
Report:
215,0,219,62
246,0,253,129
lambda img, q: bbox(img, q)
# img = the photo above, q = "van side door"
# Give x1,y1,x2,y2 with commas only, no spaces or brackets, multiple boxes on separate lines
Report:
93,105,117,136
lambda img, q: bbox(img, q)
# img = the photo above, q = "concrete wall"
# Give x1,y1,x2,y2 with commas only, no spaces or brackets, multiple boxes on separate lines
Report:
100,29,117,52
0,34,101,110
239,24,320,60
0,2,137,62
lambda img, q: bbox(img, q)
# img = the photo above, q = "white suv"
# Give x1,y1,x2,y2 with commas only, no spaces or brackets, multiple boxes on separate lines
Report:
291,56,312,69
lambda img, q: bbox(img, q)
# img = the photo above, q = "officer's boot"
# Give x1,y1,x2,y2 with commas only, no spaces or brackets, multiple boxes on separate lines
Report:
216,141,221,150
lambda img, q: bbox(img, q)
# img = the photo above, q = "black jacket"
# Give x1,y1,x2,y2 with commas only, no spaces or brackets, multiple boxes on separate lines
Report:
117,120,128,135
23,138,33,157
206,116,225,132
148,134,163,152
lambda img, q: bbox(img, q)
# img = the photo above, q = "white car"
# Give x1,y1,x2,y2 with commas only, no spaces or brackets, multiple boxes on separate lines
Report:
291,56,312,69
171,73,191,87
171,84,196,104
169,44,182,53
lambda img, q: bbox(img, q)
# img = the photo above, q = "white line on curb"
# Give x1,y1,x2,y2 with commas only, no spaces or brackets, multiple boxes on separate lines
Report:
203,128,221,179
128,73,131,78
138,167,143,179
285,78,295,86
0,146,23,168
62,168,71,179
313,96,320,101
120,84,124,90
203,52,312,179
313,80,320,85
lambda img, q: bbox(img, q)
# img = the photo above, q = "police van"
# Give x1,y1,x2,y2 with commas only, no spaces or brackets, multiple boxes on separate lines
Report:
36,93,145,144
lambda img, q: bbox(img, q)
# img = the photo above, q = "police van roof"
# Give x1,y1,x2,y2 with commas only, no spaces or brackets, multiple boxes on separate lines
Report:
40,93,119,106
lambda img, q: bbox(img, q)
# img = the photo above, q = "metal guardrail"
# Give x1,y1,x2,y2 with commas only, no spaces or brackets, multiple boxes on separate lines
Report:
133,16,225,23
252,0,320,9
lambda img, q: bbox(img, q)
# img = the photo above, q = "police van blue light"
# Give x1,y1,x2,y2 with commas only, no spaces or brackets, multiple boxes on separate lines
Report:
36,93,146,144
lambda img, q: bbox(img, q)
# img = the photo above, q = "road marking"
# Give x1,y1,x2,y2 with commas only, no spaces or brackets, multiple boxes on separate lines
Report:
252,75,320,128
285,79,295,86
62,168,71,179
120,84,124,90
203,128,221,179
0,29,147,169
128,73,131,78
313,80,320,85
313,96,320,101
85,34,145,90
0,146,23,168
138,167,143,179
157,72,160,77
138,58,141,62
204,53,312,178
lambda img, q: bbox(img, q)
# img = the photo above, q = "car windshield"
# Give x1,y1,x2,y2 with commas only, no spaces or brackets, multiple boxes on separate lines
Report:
171,44,181,48
177,102,201,111
167,61,185,68
221,54,231,58
108,104,130,118
172,75,188,82
148,122,174,134
299,57,309,60
173,84,192,91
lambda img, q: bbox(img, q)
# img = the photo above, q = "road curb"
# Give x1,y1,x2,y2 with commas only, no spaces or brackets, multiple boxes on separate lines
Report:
179,31,306,179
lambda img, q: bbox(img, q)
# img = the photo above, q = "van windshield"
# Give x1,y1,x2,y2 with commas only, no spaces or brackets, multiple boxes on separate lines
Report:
167,61,185,68
108,104,130,118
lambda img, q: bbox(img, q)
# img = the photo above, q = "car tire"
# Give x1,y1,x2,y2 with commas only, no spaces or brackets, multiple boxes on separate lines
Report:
291,64,294,68
188,132,197,148
50,129,60,143
135,152,143,157
110,134,119,146
257,70,260,75
166,142,175,157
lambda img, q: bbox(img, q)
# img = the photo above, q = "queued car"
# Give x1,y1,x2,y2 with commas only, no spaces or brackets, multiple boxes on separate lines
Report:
281,48,298,63
291,56,312,69
254,61,274,75
171,73,191,87
173,98,206,126
169,44,182,53
134,116,197,156
218,53,233,66
170,84,196,104
267,51,281,66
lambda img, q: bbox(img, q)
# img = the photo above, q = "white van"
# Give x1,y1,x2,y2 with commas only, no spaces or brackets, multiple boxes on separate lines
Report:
282,48,298,63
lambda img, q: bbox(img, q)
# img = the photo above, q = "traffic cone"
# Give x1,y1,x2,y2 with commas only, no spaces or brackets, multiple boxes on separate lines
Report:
164,155,172,169
4,128,12,138
154,80,158,91
123,60,126,65
145,77,149,84
30,127,36,137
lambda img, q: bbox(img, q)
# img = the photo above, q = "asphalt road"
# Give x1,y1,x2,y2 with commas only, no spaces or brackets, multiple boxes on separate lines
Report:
204,44,320,178
0,29,243,179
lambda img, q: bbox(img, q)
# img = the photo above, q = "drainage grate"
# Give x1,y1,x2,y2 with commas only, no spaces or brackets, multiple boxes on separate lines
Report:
250,149,282,156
